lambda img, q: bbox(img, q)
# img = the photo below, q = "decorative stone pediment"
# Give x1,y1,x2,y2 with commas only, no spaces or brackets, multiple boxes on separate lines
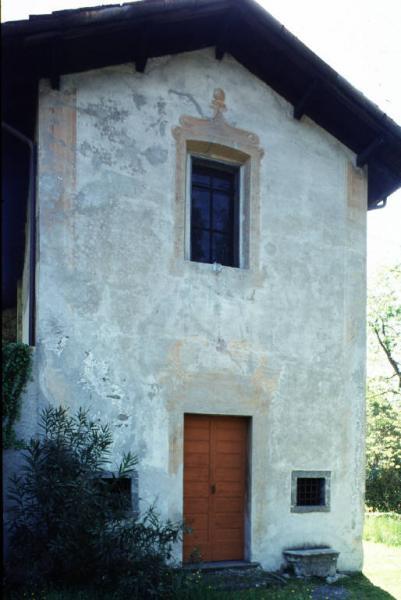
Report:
172,88,264,274
173,88,264,159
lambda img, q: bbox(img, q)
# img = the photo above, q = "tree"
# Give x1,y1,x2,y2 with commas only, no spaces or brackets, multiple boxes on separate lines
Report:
368,263,401,392
366,262,401,512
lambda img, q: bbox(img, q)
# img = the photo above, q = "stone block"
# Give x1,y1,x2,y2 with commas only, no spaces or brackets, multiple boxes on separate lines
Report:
283,548,339,578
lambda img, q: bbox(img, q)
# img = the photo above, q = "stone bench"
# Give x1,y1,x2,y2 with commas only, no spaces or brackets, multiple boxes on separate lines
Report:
283,548,339,578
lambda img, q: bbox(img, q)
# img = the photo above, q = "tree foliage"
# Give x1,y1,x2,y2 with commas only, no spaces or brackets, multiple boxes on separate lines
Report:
365,392,401,511
366,263,401,512
368,264,401,391
2,342,32,448
7,406,184,597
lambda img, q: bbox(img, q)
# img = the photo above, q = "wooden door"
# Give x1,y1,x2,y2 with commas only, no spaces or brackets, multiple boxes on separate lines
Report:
183,414,248,562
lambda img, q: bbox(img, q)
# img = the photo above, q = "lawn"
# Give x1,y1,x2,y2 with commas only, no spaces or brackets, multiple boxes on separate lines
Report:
5,515,401,599
364,513,401,547
188,541,401,599
6,543,400,600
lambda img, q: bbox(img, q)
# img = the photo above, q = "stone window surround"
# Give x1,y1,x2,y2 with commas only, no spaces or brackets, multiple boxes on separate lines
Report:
172,89,264,274
291,470,331,513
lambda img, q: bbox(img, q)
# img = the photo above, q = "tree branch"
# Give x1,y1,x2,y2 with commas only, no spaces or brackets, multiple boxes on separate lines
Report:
373,323,401,389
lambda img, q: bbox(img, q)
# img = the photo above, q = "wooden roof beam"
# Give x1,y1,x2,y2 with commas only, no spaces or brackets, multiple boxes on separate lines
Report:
134,56,147,73
293,79,318,120
50,39,61,89
356,136,385,167
134,29,148,73
215,10,238,61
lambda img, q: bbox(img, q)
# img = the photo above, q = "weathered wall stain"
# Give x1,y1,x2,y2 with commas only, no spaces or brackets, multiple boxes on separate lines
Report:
29,49,367,572
168,89,204,116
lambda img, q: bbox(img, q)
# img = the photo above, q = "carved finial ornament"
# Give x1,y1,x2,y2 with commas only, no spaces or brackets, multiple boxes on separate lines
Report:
211,88,227,118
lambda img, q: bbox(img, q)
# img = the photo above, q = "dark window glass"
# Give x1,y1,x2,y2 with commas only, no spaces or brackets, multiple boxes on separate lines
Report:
191,229,210,264
192,170,211,187
96,477,132,514
296,478,325,506
213,191,231,233
190,158,239,267
192,188,210,229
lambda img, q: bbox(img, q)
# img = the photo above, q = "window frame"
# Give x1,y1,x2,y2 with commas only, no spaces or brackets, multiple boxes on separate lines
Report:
188,155,241,268
184,151,247,269
291,470,331,513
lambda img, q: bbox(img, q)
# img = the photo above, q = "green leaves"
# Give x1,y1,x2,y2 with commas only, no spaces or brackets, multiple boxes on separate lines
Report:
368,264,401,391
2,342,32,448
118,451,138,477
366,262,401,512
366,390,401,511
7,406,184,597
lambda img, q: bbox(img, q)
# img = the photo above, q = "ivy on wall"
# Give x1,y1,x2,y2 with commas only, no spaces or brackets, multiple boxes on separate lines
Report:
2,342,32,449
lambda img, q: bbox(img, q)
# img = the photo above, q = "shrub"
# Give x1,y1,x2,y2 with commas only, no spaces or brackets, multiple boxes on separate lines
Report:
6,406,184,598
2,342,32,448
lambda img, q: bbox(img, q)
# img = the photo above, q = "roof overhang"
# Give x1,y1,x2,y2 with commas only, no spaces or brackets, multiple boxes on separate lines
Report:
2,0,401,208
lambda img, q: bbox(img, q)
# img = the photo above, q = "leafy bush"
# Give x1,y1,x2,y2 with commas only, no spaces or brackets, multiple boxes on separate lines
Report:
6,406,184,598
2,342,32,448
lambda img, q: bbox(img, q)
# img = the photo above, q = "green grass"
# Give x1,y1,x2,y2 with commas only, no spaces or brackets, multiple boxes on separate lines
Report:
364,512,401,547
3,577,395,600
6,520,401,600
195,576,396,599
5,566,399,600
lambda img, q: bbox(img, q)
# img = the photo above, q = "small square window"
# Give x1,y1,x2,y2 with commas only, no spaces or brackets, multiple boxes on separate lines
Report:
190,157,239,268
297,478,325,506
291,471,331,513
96,476,132,515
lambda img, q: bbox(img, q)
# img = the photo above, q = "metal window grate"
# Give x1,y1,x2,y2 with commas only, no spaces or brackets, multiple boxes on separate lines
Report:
296,477,325,506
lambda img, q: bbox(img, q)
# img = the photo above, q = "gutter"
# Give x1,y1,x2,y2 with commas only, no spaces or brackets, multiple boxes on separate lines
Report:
369,198,387,211
2,122,37,346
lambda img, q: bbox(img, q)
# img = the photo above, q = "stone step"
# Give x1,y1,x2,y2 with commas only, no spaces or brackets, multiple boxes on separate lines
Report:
183,560,260,572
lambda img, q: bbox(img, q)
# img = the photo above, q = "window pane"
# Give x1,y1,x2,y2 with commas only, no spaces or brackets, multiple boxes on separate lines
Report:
190,158,238,268
212,191,231,233
212,232,231,266
191,229,210,263
212,173,233,191
191,187,210,229
192,169,211,186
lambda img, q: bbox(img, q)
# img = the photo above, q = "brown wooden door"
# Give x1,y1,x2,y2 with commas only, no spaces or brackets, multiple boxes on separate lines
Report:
183,414,248,562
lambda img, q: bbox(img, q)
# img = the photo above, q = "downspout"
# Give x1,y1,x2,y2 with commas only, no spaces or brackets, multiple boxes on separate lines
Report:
2,122,37,346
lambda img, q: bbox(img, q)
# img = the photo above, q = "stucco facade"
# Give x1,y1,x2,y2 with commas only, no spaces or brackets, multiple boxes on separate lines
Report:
21,48,366,570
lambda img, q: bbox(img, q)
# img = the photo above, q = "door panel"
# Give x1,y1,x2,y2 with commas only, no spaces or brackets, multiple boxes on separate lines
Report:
183,414,248,562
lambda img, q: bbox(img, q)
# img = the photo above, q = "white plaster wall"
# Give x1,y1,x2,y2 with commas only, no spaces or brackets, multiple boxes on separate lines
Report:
35,48,366,571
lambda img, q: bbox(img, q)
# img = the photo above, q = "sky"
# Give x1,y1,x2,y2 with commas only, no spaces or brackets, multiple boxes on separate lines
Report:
2,0,400,278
